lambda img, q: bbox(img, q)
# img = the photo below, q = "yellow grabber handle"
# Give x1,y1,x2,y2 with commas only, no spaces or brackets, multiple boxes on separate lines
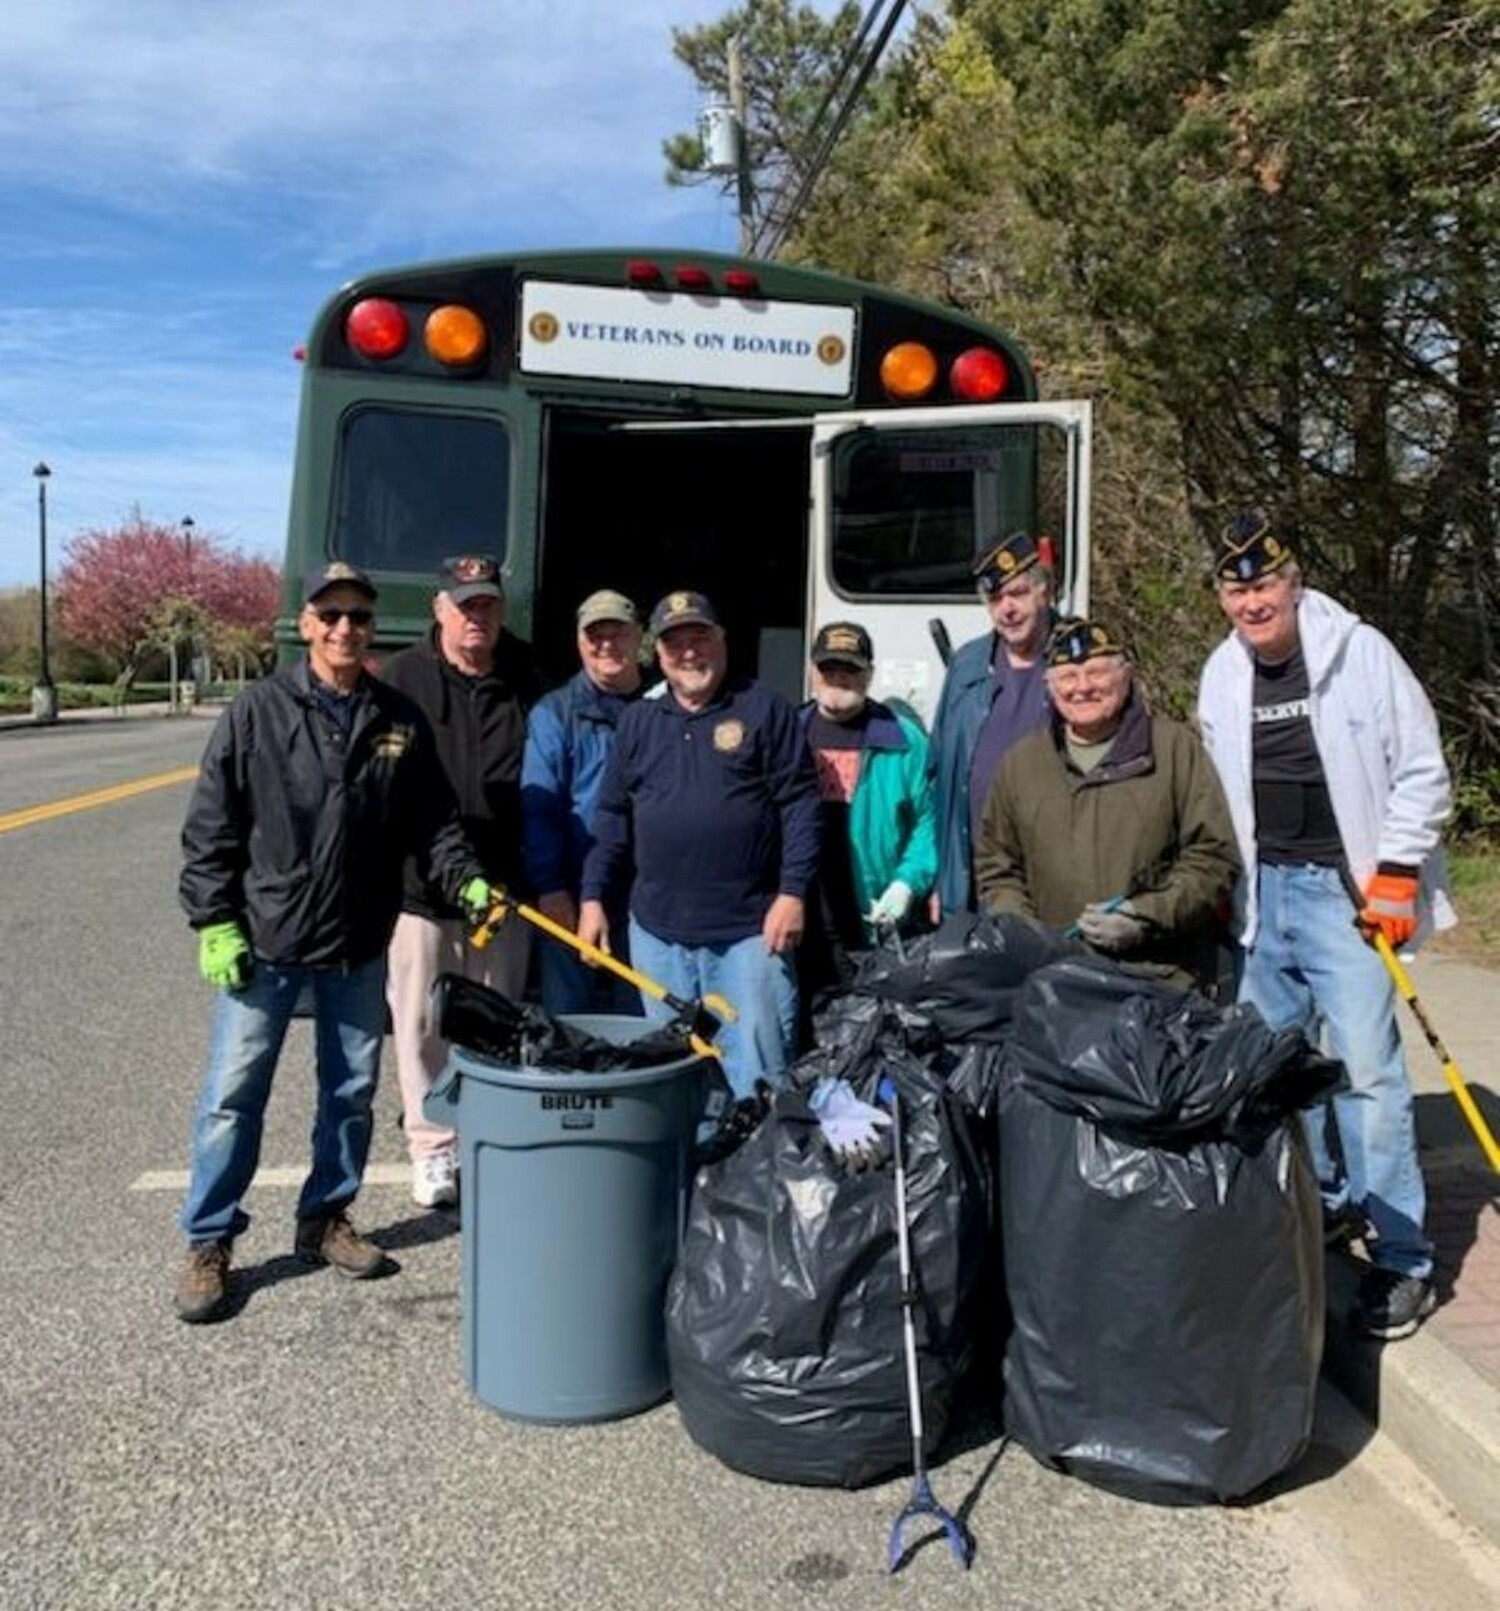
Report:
469,893,737,1062
1369,926,1500,1173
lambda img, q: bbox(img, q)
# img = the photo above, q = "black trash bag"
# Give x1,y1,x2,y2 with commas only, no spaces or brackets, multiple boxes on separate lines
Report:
665,1043,989,1488
998,957,1340,1504
430,972,694,1070
852,912,1076,1057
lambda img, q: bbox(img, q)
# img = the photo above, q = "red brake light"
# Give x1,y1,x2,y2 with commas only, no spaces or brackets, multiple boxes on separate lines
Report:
346,298,409,360
722,269,760,295
626,259,665,287
950,347,1009,402
674,265,714,292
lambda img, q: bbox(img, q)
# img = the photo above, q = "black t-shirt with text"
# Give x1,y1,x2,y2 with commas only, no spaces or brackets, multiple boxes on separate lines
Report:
1251,648,1344,864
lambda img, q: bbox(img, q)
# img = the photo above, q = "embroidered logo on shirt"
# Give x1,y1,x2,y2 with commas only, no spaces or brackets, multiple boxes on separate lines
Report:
713,718,746,754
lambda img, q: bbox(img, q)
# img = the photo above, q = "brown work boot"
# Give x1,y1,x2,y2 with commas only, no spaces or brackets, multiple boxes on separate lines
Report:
294,1212,387,1279
175,1241,231,1323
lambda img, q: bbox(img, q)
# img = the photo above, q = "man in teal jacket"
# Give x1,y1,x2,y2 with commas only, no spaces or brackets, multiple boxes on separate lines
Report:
798,621,938,1009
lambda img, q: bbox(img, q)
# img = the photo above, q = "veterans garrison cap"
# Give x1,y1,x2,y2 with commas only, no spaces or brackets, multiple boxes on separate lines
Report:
973,531,1041,589
439,554,504,603
1046,615,1127,667
1215,510,1294,583
649,590,720,636
304,560,377,604
810,621,874,671
577,589,640,630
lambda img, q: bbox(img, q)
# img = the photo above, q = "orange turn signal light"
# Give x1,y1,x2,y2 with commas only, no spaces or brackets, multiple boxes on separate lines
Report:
879,342,938,401
425,305,488,367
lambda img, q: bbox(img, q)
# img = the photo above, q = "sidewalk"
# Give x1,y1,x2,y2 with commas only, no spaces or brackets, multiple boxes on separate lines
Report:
0,700,220,732
1320,949,1500,1546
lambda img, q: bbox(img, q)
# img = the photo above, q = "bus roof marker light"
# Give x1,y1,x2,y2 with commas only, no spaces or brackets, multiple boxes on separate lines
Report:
346,298,409,360
722,269,760,296
674,265,714,292
425,305,488,367
950,347,1009,402
625,259,665,287
879,342,939,402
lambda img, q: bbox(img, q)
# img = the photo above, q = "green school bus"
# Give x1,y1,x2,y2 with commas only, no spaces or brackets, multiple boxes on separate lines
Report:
281,248,1092,718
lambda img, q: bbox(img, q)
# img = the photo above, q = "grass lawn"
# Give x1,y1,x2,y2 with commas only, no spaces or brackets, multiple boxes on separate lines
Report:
1431,848,1500,969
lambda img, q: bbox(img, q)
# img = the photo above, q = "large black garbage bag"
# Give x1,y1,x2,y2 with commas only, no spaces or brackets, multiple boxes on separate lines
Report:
430,972,693,1070
999,957,1339,1504
665,1033,989,1488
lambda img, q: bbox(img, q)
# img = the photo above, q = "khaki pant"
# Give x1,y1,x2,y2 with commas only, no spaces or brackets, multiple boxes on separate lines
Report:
386,911,530,1160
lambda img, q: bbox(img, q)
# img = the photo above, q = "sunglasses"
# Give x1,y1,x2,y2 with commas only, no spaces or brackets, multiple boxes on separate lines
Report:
313,606,374,628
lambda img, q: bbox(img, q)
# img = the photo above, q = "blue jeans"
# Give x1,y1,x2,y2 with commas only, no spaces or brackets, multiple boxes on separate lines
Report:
537,918,643,1020
179,955,388,1247
1240,863,1431,1278
628,918,798,1102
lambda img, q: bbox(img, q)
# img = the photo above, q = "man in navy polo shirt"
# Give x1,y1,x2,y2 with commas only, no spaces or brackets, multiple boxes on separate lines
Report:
578,591,820,1098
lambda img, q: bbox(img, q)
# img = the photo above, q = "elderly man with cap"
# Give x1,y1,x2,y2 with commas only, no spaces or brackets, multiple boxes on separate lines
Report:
175,561,495,1323
577,591,820,1099
1198,512,1455,1340
975,615,1239,994
798,621,937,1001
929,531,1057,916
380,554,546,1208
521,588,647,1016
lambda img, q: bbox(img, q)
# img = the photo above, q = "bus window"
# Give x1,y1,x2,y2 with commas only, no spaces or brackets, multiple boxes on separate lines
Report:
333,408,510,574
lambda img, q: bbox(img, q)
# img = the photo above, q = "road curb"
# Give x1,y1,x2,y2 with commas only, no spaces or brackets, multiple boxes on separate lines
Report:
1322,1252,1500,1549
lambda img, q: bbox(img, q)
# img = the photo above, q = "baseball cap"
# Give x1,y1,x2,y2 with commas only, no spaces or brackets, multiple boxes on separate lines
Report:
439,554,504,603
1046,615,1128,667
649,590,720,636
304,560,377,604
1215,510,1294,583
973,531,1041,589
577,589,640,631
810,621,874,671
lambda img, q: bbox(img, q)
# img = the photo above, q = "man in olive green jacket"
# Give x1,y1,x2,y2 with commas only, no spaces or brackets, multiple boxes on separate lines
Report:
975,617,1239,994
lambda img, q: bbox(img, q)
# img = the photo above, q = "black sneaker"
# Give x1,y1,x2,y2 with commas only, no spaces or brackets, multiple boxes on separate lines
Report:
1351,1267,1436,1341
175,1241,231,1323
1323,1204,1366,1249
294,1213,387,1279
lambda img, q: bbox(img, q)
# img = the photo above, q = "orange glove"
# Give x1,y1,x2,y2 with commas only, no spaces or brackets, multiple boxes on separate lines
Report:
1360,866,1419,947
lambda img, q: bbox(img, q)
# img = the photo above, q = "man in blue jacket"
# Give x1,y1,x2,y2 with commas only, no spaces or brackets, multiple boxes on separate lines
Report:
929,532,1056,915
798,620,937,1003
521,589,646,1015
578,592,820,1099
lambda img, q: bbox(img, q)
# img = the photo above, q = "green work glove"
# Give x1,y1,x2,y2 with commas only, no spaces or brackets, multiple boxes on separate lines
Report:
460,876,500,925
199,921,252,990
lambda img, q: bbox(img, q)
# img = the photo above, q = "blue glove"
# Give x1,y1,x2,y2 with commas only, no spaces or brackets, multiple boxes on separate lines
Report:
809,1078,893,1171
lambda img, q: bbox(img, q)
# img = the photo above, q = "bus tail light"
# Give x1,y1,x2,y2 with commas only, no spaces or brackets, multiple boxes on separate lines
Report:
723,269,760,295
880,342,939,402
674,265,714,292
626,259,665,287
346,298,409,360
425,305,488,366
950,347,1009,402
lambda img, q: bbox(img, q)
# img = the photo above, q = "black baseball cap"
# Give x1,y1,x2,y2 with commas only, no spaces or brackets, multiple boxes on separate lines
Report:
439,554,504,603
304,561,377,604
810,621,874,671
649,590,720,635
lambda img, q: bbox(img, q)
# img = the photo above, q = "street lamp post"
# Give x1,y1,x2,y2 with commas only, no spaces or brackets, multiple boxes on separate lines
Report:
177,515,197,710
32,463,57,724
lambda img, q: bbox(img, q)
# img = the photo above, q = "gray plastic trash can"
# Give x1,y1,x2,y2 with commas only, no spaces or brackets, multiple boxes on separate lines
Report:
424,1014,711,1423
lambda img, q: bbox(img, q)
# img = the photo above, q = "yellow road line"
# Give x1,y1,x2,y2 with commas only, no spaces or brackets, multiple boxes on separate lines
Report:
0,765,199,834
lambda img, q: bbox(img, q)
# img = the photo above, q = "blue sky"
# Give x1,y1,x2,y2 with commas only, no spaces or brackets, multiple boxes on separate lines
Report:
0,0,762,588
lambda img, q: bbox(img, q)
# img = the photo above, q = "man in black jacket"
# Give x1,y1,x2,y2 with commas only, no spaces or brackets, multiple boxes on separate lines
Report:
175,562,493,1324
381,555,546,1208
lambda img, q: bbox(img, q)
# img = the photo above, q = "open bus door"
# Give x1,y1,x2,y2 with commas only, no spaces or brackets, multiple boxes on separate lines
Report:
807,400,1092,723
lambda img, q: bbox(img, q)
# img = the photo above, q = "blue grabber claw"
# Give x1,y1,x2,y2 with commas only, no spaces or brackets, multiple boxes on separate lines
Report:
887,1475,975,1573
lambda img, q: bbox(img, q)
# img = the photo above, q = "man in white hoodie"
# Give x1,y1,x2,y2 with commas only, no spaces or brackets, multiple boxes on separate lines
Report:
1197,511,1455,1341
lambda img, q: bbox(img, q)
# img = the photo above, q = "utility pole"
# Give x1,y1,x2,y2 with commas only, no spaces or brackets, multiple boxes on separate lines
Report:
727,34,753,255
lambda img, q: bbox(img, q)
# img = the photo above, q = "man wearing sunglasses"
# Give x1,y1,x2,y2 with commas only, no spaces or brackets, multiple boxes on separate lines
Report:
381,555,546,1209
929,532,1058,917
174,562,495,1324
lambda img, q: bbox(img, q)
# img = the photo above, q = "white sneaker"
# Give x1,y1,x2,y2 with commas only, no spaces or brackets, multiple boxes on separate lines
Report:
411,1150,458,1208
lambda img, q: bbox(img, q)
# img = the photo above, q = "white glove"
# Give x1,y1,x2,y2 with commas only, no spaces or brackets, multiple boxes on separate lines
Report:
809,1078,893,1171
868,880,915,928
1076,899,1149,952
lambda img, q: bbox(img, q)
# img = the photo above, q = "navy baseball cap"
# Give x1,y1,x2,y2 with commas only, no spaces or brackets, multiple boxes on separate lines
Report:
649,590,720,635
304,560,377,604
439,554,504,603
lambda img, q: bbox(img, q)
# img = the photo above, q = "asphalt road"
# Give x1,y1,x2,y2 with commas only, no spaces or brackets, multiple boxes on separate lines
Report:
2,714,1498,1610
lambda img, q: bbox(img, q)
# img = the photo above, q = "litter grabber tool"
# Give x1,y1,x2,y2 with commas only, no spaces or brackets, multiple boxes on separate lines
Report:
1061,892,1125,941
469,890,736,1061
879,1076,975,1573
809,1078,892,1173
1338,869,1500,1173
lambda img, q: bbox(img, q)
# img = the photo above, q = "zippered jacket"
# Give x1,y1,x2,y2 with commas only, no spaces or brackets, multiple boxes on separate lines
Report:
180,661,479,967
1197,588,1455,946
